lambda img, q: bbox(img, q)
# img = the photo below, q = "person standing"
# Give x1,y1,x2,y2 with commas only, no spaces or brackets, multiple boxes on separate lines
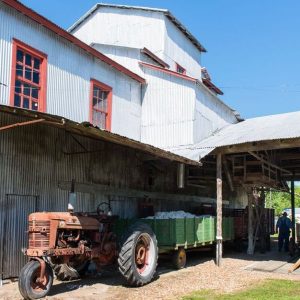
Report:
276,211,292,252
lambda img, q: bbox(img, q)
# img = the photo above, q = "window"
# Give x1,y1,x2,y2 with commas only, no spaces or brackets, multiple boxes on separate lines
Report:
90,79,112,131
10,39,47,112
176,63,186,75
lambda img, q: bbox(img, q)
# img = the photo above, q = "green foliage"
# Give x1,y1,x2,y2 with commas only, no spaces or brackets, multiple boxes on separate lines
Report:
265,186,300,216
182,279,300,300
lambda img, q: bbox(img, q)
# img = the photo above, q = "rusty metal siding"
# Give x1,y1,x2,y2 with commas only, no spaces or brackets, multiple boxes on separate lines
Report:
0,2,142,141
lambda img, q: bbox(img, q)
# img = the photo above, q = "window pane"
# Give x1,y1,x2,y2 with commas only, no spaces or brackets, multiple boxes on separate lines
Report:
32,88,39,99
15,80,22,94
32,71,39,84
25,67,32,81
25,54,32,66
93,97,98,108
33,58,40,70
32,101,38,111
100,112,106,129
14,94,21,107
92,110,99,126
93,87,100,98
16,64,23,77
23,97,29,109
23,84,31,96
17,50,24,62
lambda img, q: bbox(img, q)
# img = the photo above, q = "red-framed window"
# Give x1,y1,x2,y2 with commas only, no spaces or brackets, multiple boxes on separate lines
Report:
10,39,47,112
90,79,112,131
176,63,186,75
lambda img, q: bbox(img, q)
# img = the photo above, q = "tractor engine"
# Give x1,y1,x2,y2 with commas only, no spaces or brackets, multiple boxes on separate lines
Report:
26,211,117,280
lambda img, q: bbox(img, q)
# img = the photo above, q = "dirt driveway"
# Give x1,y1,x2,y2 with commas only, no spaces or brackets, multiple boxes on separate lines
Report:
1,250,300,300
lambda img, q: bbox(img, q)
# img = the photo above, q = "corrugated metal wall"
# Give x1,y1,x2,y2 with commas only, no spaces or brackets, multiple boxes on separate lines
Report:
141,67,196,148
0,112,193,279
0,2,142,141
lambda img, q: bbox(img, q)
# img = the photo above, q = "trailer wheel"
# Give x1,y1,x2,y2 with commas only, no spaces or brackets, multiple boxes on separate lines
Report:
118,222,158,286
18,260,53,300
172,248,186,269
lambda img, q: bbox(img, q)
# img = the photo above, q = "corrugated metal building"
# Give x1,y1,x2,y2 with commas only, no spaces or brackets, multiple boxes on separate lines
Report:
0,106,209,279
70,3,241,149
0,0,144,141
0,1,246,282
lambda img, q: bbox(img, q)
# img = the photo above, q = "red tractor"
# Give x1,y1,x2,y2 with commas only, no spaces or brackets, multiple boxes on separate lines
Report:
18,203,158,299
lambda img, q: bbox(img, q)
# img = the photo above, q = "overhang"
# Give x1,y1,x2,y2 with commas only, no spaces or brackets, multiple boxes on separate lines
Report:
169,111,300,161
0,105,201,166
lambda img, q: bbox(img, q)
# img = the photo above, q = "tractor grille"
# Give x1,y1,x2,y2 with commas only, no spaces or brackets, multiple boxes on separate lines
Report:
28,220,50,248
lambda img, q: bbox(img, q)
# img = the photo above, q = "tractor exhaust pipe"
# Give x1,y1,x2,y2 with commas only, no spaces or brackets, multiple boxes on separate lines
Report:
68,179,76,212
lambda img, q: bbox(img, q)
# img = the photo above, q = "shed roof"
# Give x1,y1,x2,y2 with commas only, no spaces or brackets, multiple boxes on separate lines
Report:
0,105,201,166
169,110,300,161
2,0,145,84
68,3,207,53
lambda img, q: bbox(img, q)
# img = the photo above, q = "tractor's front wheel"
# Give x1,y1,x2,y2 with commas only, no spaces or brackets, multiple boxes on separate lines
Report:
18,260,53,300
118,222,158,286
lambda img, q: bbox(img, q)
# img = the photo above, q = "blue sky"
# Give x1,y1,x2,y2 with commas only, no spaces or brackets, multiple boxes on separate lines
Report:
20,0,300,119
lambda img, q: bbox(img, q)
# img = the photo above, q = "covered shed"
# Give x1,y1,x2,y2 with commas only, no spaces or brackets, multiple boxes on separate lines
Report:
170,111,300,261
0,105,204,281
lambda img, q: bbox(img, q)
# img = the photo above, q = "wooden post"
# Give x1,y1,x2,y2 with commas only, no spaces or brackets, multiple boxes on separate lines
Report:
291,177,295,242
247,190,254,255
216,153,223,266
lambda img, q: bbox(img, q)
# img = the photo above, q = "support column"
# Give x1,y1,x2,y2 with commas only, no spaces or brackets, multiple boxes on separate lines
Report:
291,177,295,242
216,153,223,266
247,191,254,255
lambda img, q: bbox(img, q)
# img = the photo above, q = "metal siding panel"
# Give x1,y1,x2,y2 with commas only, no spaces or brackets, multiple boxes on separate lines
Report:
141,67,195,148
2,195,37,279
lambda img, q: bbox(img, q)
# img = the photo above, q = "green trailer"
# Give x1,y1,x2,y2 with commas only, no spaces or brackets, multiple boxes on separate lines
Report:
114,216,235,269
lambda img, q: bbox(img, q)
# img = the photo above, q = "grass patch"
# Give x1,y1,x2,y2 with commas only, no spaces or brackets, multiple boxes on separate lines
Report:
182,279,300,300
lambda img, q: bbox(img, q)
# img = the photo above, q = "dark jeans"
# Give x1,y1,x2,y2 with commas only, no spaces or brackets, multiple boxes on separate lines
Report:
278,231,290,251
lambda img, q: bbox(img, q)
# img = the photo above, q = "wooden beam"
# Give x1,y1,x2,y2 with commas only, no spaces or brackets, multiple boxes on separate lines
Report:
59,181,224,204
223,159,234,192
215,139,300,155
216,153,223,266
291,176,296,242
247,191,254,255
248,151,292,175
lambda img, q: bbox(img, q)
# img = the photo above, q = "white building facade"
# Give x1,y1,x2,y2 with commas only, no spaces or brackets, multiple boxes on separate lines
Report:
70,4,240,149
0,0,145,141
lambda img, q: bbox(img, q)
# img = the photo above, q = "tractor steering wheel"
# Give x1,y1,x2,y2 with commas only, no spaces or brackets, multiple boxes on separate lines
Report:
96,202,112,216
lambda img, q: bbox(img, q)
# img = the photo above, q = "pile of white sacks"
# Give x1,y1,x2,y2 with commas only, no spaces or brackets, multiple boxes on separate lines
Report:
145,210,197,219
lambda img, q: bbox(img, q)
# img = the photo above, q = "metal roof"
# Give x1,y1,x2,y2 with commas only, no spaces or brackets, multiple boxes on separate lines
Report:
68,3,207,53
169,110,300,161
0,105,201,166
2,0,145,84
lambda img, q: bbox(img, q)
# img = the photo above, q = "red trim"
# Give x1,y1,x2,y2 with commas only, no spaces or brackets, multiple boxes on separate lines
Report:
175,63,186,75
89,79,112,131
139,62,196,82
202,78,224,95
10,39,47,112
3,0,145,84
140,48,169,69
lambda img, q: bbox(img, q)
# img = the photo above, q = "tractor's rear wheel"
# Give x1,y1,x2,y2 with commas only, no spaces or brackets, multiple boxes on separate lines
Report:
118,222,158,286
18,260,53,300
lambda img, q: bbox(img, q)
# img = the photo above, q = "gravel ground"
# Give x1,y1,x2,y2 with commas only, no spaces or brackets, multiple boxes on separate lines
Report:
1,249,300,300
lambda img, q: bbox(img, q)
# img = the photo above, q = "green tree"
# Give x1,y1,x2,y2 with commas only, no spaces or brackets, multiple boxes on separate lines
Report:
266,186,300,216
